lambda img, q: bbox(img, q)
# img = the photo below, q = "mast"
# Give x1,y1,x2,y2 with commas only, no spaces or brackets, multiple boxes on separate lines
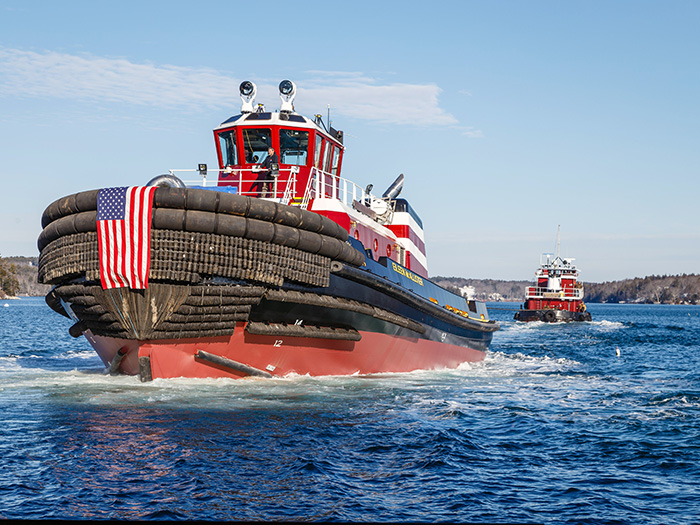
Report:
555,225,561,260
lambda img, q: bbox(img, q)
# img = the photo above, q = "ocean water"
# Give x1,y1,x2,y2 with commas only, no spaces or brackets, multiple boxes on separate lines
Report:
1,297,699,523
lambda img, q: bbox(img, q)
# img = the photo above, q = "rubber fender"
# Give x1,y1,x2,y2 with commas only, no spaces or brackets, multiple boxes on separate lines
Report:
184,210,219,234
296,209,323,234
246,198,279,222
45,288,70,319
327,220,350,241
153,186,188,210
41,186,349,239
74,210,97,233
37,211,97,252
244,219,275,243
295,230,324,254
214,213,248,238
273,205,304,229
318,235,342,260
336,242,365,267
270,222,302,247
180,187,220,212
69,320,88,338
151,208,184,231
41,189,99,229
216,192,252,217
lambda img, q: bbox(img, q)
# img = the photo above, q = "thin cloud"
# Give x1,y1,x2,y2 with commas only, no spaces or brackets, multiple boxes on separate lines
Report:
0,48,232,107
461,127,484,138
0,48,458,126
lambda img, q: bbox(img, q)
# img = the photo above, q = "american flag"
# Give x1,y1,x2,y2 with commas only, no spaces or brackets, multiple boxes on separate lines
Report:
97,186,157,290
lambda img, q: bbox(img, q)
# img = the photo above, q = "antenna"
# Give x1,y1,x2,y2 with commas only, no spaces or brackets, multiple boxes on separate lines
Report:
327,104,331,130
555,225,561,259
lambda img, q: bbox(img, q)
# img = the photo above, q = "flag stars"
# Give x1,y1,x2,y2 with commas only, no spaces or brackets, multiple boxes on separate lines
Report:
97,187,128,221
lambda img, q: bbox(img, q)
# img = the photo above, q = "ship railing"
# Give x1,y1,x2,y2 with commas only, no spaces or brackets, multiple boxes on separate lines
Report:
526,286,584,300
301,167,379,210
167,167,299,204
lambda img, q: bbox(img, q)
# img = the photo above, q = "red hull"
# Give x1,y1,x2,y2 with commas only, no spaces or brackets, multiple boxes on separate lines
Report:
86,322,485,380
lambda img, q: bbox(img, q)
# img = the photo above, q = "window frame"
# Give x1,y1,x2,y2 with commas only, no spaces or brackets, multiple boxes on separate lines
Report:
240,127,273,165
278,127,310,167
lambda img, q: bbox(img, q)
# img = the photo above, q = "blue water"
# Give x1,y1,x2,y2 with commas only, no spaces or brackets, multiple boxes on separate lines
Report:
1,297,699,523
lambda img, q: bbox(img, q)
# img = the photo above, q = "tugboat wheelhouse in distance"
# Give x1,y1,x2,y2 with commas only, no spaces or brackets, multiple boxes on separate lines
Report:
37,79,499,381
514,228,592,323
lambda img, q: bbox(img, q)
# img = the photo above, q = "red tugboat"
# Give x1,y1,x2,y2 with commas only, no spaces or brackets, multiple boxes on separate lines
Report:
514,229,591,323
38,80,499,380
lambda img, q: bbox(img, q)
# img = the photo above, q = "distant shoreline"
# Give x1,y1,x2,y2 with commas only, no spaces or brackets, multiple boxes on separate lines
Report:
433,274,700,305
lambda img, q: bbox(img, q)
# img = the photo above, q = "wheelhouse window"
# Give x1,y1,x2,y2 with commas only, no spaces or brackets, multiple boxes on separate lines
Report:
218,129,238,166
241,128,272,164
331,147,341,175
314,135,324,168
279,129,309,166
324,144,335,173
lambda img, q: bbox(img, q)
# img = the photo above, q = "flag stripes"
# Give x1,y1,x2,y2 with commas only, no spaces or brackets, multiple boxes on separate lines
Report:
97,186,156,290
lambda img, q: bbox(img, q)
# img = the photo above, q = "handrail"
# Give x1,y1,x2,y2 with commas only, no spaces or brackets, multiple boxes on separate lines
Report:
526,286,584,300
300,168,318,209
304,167,377,209
281,173,297,204
169,166,383,209
168,167,299,203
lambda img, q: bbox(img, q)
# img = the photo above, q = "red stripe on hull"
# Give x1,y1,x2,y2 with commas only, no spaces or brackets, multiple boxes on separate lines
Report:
385,224,426,254
87,323,485,380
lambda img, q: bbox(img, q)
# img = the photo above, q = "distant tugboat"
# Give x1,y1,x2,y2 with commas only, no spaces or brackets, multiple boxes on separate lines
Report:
514,228,591,323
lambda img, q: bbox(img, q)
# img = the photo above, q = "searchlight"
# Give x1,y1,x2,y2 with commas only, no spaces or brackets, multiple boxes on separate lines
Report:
279,80,297,113
239,81,257,113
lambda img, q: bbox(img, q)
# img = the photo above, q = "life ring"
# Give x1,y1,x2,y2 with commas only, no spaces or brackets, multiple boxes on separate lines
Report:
354,230,360,240
386,244,392,257
373,239,378,252
543,310,556,322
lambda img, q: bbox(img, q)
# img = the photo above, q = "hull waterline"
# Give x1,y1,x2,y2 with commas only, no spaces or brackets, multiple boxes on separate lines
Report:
88,325,486,380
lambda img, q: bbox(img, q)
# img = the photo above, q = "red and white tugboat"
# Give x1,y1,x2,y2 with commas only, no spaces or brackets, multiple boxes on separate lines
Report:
514,229,591,323
37,80,499,380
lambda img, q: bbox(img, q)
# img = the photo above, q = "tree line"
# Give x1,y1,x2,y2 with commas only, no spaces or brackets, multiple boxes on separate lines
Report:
433,274,700,304
583,274,700,304
0,256,21,298
0,256,51,298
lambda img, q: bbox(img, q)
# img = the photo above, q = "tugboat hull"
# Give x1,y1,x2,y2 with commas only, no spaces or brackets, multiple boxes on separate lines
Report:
84,325,488,381
39,187,498,380
514,309,591,323
37,80,499,379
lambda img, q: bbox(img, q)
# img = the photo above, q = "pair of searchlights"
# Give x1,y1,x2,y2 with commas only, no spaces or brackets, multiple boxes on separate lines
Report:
239,80,296,113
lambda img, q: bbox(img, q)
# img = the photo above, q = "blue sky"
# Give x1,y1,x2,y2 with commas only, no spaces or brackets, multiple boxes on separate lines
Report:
1,0,698,282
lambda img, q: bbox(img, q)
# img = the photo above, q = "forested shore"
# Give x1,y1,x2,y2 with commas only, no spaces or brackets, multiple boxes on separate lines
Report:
432,274,700,305
0,256,51,298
